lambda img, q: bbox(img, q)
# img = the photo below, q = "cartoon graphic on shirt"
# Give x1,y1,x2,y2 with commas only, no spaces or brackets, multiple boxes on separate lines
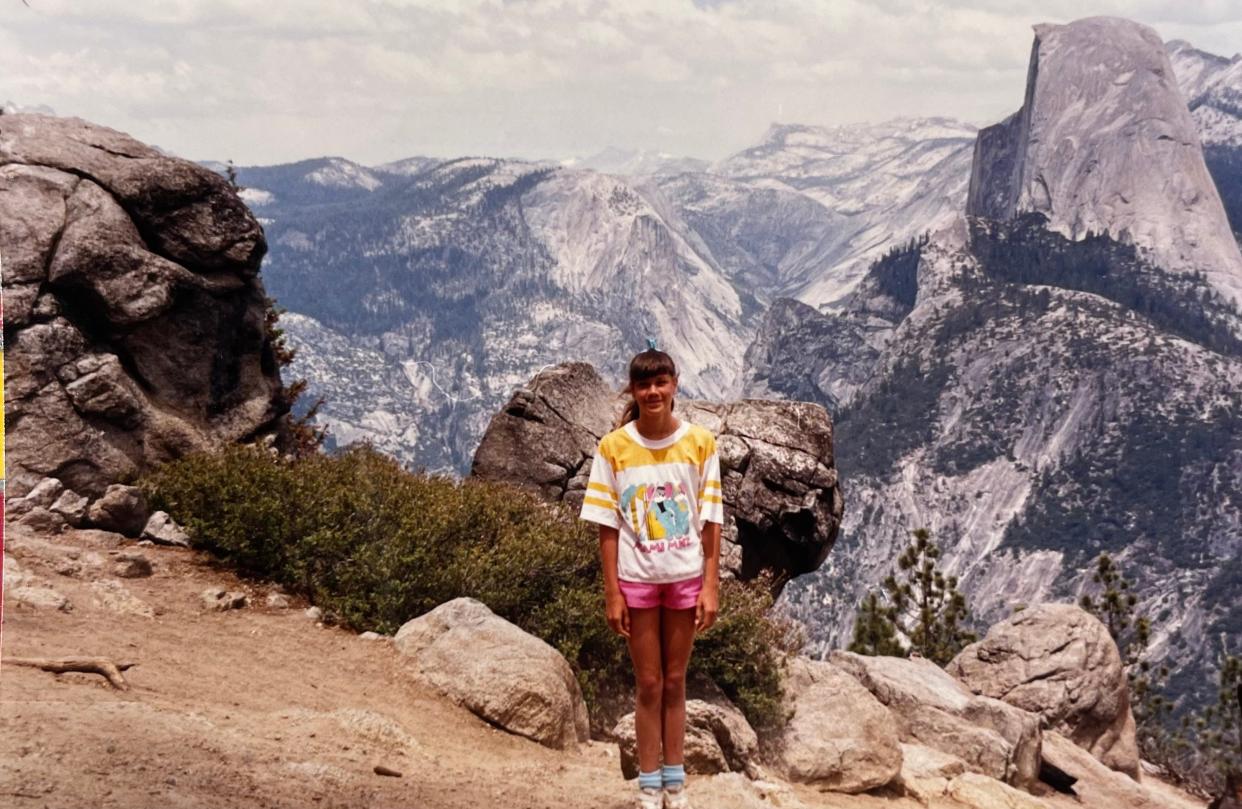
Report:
621,481,691,542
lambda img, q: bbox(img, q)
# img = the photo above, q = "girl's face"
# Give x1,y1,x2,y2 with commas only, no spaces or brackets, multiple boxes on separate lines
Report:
631,373,677,419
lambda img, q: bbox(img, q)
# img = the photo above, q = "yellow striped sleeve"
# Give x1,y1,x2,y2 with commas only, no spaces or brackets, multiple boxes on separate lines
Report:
579,443,621,529
698,439,725,525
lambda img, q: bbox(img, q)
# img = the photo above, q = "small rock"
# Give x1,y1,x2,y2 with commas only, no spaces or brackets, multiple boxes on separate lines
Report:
3,554,30,588
54,559,83,577
71,528,129,547
4,502,28,520
202,587,247,611
87,485,150,537
359,631,386,641
22,478,66,509
141,511,191,547
91,579,155,618
373,765,403,777
266,593,291,609
49,489,90,527
113,553,153,578
305,606,323,621
11,585,73,612
17,506,68,533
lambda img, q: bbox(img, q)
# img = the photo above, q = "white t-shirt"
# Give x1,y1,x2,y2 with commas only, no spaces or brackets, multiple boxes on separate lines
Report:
579,418,725,583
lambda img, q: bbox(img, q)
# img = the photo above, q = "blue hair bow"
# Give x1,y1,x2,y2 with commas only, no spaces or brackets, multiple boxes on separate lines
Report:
646,337,658,351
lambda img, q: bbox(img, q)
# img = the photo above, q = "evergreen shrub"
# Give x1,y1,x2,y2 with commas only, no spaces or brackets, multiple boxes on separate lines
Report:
139,441,800,732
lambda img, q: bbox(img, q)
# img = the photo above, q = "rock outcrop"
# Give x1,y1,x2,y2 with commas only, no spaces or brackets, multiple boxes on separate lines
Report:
393,597,590,751
613,699,758,779
773,657,902,793
966,16,1242,311
948,603,1139,779
1040,731,1199,808
471,362,843,588
0,113,287,501
897,743,970,804
829,650,1042,788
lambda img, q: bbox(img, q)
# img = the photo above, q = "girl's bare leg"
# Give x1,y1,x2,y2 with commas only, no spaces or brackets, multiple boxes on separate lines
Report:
659,606,697,765
627,606,664,773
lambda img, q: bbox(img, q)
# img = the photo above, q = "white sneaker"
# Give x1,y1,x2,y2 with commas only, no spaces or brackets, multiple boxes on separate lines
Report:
637,786,663,809
663,784,691,809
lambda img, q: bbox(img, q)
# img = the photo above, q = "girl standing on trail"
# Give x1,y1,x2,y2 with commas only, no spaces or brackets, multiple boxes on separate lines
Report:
579,342,726,809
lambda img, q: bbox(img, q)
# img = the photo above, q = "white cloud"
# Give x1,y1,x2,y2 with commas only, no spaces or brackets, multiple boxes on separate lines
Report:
3,1,1236,165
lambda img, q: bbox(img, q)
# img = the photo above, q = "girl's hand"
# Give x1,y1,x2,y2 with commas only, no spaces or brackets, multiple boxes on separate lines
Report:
605,590,631,638
695,583,719,634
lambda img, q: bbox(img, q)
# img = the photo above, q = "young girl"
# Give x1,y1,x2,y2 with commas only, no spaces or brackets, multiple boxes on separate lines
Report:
579,344,725,809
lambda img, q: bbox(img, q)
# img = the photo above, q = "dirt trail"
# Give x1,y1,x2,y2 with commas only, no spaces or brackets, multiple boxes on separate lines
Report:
0,522,1206,809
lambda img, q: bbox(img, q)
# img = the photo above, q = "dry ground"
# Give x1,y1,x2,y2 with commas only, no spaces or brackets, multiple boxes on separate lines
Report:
0,521,1206,809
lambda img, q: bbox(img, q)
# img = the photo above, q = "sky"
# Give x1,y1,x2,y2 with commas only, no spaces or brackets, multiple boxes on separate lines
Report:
2,1,1240,167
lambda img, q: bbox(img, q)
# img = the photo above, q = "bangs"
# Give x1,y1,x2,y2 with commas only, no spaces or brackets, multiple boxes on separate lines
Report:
629,349,677,382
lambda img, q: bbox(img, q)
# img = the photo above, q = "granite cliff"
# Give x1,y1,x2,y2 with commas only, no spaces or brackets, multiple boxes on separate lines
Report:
967,17,1242,315
0,113,289,501
766,18,1242,715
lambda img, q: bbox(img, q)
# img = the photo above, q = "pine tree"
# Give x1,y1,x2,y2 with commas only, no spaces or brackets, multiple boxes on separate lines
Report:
1079,552,1140,645
848,591,905,657
1194,655,1241,793
1079,553,1186,778
849,528,977,665
260,293,327,459
225,158,243,193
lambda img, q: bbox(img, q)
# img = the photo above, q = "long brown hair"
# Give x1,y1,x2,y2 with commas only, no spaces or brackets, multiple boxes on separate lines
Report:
615,349,678,429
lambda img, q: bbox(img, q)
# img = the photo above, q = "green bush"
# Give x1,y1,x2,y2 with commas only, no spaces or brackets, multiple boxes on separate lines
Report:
690,570,804,733
138,441,799,732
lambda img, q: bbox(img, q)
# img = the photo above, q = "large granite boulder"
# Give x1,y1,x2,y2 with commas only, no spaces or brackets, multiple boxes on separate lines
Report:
1041,731,1195,809
471,362,843,589
0,113,287,501
829,651,1042,788
394,597,590,751
948,603,1139,779
773,656,902,793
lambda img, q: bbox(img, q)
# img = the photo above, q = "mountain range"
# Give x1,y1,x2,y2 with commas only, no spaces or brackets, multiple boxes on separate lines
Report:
764,18,1242,714
218,17,1240,711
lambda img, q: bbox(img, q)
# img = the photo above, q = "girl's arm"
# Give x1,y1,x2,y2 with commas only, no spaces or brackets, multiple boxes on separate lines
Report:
701,520,721,591
599,525,630,638
697,520,721,633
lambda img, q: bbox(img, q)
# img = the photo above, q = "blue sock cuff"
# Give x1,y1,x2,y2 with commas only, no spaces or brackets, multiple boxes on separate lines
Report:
639,769,662,789
662,763,685,787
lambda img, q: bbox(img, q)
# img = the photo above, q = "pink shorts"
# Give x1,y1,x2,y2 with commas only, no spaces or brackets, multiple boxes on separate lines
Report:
618,575,703,610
